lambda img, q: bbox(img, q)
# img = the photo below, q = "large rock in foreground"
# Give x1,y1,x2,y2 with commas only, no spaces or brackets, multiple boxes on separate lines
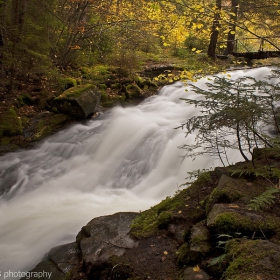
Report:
76,212,139,273
54,84,101,119
207,203,280,237
224,239,280,280
21,212,138,280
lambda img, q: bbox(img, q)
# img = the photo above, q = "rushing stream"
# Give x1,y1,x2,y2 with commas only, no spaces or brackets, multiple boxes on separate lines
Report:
0,67,274,278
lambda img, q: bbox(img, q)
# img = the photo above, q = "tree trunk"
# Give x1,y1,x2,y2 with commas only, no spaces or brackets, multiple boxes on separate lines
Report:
207,0,222,59
224,0,239,55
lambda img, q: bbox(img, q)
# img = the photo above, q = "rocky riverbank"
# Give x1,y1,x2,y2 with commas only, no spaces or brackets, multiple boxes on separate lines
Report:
0,63,178,156
22,148,280,280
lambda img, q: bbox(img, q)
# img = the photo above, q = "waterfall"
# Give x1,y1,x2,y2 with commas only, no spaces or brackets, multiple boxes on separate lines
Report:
0,67,274,277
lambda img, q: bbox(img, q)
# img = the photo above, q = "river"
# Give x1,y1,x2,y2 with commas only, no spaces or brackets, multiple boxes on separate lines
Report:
0,67,274,278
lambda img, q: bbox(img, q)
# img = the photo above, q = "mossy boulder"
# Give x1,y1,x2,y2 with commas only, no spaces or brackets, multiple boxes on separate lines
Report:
32,113,70,141
189,221,211,262
138,79,158,96
176,243,190,265
54,84,100,119
130,171,216,239
0,107,22,137
125,84,141,98
223,239,280,280
207,203,280,236
100,92,125,108
206,175,266,213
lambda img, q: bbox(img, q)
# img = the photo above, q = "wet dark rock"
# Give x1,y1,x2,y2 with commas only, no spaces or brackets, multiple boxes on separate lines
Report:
76,212,139,272
183,266,211,280
48,242,81,273
167,223,185,244
206,175,266,213
20,260,65,280
189,221,211,262
20,242,80,280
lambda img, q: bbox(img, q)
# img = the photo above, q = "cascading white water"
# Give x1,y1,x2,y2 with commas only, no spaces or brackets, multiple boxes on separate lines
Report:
0,67,274,278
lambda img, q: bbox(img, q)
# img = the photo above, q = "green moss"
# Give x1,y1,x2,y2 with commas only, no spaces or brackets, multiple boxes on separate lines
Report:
190,171,212,188
0,107,23,137
213,211,278,235
205,175,268,214
134,75,144,84
111,83,120,89
55,84,94,100
58,77,77,90
80,65,111,82
100,94,126,108
38,98,49,110
131,189,203,238
191,230,209,245
0,137,12,145
16,93,33,107
32,114,70,141
130,169,215,238
139,79,157,89
176,243,190,264
126,84,141,98
205,186,242,214
130,196,175,238
101,92,109,102
92,64,111,75
20,116,30,127
223,239,280,280
157,211,173,227
98,83,107,90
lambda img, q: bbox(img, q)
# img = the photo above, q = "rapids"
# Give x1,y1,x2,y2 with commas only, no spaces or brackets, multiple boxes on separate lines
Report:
0,67,274,278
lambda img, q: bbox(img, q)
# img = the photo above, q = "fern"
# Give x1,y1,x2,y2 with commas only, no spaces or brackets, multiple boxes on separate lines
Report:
208,254,227,266
180,168,213,187
247,188,280,211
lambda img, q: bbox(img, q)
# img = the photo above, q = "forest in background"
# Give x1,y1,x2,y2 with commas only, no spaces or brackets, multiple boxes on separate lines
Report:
0,0,279,87
0,0,279,154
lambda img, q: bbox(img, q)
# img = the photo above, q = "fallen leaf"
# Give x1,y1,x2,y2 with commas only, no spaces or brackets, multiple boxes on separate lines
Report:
229,204,239,208
193,265,200,272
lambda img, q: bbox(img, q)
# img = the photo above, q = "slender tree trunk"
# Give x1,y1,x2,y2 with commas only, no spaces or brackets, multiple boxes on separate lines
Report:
216,133,225,167
224,0,239,55
236,122,250,161
207,0,221,59
236,86,250,161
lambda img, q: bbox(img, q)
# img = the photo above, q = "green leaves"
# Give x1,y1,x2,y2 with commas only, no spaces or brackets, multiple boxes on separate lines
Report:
178,71,280,165
248,188,280,211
